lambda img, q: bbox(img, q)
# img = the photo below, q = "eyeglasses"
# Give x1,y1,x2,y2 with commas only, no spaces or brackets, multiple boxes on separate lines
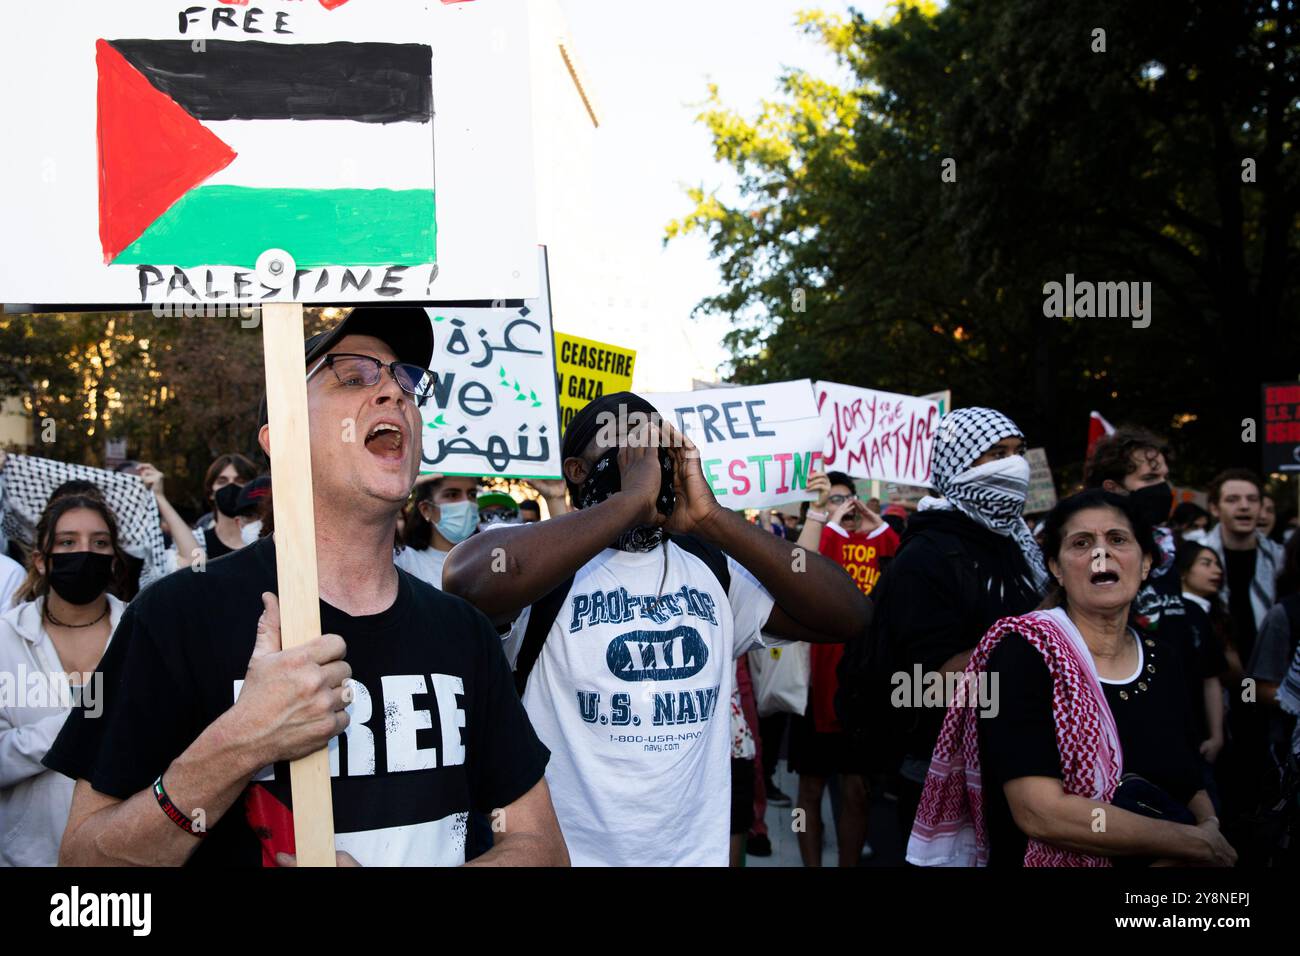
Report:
827,494,857,505
307,353,434,406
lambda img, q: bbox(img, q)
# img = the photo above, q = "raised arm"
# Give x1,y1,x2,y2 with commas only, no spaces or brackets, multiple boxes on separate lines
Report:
662,430,869,643
795,471,832,551
137,465,201,569
443,437,667,622
524,478,571,519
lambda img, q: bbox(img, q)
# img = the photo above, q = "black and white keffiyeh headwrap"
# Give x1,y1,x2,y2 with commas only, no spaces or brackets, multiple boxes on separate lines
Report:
0,454,168,589
919,407,1049,590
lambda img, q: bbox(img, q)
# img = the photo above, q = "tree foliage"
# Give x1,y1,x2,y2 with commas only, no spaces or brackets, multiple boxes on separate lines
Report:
0,310,333,518
669,0,1300,486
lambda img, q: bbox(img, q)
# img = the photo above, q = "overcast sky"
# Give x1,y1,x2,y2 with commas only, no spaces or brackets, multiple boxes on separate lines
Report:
554,0,886,388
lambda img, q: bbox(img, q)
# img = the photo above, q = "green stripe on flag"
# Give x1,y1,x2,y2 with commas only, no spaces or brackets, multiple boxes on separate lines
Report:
115,186,437,267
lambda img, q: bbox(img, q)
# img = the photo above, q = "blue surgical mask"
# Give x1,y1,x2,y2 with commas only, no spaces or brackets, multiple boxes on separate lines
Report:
434,500,478,544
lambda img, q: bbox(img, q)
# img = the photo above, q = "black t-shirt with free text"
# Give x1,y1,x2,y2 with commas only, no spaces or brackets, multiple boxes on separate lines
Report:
977,629,1203,867
44,536,549,866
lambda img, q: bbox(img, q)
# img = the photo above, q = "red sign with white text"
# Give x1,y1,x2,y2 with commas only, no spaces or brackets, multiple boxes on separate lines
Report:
1263,382,1300,474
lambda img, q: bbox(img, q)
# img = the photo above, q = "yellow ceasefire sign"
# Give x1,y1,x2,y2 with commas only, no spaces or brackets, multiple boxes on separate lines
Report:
554,332,637,433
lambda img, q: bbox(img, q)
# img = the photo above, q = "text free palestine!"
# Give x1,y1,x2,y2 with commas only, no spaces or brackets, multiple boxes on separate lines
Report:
702,450,824,498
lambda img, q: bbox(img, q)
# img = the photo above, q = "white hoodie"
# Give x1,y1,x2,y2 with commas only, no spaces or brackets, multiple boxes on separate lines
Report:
0,595,124,866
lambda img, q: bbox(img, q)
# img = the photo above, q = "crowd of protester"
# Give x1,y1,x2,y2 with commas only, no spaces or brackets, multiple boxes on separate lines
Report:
0,307,1297,867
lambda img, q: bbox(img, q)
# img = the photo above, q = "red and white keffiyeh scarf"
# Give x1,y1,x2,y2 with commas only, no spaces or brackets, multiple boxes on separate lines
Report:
906,607,1123,867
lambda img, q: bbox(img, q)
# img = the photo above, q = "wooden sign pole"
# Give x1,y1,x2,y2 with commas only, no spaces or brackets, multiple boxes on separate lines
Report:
260,301,337,867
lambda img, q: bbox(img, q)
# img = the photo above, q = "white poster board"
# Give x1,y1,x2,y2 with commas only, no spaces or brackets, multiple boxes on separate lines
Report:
646,380,825,511
420,248,560,479
1024,447,1059,515
0,0,539,306
815,381,940,486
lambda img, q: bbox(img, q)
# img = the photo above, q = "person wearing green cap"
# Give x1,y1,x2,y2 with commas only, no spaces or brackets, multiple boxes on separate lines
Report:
476,492,521,532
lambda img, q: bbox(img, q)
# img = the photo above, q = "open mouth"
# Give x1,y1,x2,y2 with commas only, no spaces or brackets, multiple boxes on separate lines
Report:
364,421,405,461
1090,570,1120,586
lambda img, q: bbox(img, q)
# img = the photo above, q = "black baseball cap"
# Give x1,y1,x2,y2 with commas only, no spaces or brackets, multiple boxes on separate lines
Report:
258,306,435,428
303,305,434,370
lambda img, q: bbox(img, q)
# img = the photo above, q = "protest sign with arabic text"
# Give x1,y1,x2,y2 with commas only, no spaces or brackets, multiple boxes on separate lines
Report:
420,249,561,479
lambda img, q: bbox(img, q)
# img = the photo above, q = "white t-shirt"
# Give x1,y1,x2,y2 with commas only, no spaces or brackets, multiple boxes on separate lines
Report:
509,541,776,866
394,545,450,590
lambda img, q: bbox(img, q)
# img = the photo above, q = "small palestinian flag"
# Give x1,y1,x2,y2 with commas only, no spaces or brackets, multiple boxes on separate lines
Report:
96,38,436,268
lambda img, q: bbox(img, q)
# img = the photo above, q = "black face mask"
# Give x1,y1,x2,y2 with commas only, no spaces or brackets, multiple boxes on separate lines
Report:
1130,481,1174,528
213,483,243,519
577,446,675,552
47,551,115,606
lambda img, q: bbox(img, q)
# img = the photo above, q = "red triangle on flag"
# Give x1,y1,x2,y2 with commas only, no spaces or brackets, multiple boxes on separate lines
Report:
96,39,238,263
1086,410,1116,460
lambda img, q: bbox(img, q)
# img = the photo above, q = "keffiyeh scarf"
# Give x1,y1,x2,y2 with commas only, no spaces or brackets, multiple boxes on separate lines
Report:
918,406,1049,589
906,607,1123,867
1278,637,1300,759
0,454,168,589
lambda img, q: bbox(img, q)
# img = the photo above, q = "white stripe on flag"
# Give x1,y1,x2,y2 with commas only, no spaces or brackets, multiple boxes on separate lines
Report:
203,119,435,191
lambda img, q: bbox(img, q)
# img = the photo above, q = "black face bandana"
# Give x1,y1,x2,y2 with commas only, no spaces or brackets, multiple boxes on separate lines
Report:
577,446,675,552
47,551,115,606
1130,481,1174,529
213,483,243,519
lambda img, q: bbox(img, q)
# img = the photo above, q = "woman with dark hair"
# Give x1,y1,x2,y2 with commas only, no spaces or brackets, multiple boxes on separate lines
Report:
1175,543,1229,768
395,473,479,589
1258,493,1278,541
174,453,259,568
908,490,1234,867
0,494,129,865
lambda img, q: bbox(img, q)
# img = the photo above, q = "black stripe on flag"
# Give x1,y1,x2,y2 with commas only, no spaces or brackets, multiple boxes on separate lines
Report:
108,39,432,124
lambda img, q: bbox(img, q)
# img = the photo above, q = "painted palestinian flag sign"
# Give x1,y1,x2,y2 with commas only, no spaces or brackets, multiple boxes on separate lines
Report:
96,39,437,268
0,1,540,306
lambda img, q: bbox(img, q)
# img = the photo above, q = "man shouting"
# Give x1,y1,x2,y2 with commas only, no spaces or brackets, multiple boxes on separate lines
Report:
46,307,567,867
